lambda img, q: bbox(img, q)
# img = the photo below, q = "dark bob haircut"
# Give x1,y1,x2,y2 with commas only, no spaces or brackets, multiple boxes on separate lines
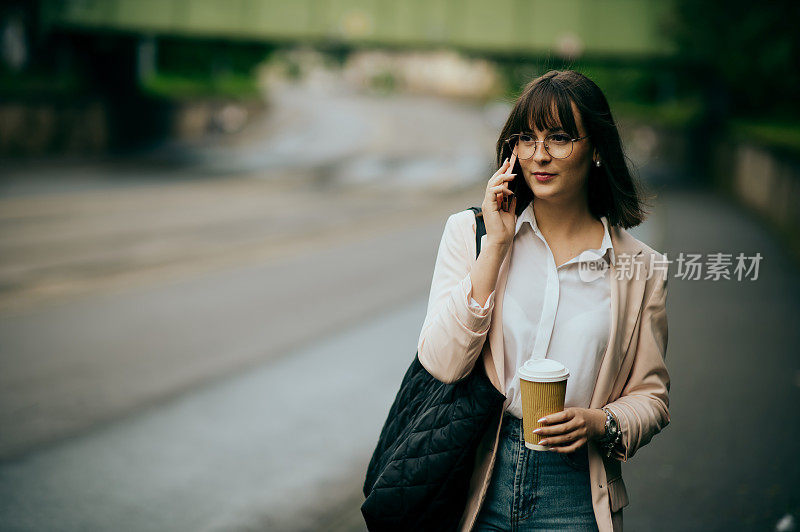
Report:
496,69,651,229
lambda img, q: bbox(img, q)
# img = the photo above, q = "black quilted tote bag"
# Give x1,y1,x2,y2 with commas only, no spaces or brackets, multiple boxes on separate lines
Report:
361,207,506,531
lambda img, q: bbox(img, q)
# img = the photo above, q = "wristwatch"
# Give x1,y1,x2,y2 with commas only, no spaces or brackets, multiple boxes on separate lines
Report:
598,407,622,458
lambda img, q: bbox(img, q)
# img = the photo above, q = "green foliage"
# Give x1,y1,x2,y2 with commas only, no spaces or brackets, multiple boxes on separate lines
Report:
662,0,799,119
612,98,704,129
0,70,84,97
141,38,271,100
729,118,800,157
579,65,663,104
368,70,397,94
140,72,259,100
156,38,274,77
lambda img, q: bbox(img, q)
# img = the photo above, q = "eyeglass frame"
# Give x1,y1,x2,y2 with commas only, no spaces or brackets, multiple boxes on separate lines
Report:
504,132,590,160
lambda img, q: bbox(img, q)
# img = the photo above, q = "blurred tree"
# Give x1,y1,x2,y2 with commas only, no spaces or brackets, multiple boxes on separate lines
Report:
663,0,799,120
660,0,800,179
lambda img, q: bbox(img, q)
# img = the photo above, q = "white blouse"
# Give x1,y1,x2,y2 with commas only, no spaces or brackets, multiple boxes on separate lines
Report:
469,201,615,418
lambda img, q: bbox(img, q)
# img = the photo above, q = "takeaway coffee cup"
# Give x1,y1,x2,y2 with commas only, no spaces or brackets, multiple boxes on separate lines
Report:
518,359,570,451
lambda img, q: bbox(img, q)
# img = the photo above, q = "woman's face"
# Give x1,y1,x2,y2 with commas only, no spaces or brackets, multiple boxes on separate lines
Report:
516,100,596,203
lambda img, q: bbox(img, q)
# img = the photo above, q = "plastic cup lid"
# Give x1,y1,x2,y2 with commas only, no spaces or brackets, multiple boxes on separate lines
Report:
518,358,570,382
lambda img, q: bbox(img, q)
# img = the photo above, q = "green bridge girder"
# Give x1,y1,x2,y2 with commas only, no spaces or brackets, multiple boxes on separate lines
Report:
41,0,676,60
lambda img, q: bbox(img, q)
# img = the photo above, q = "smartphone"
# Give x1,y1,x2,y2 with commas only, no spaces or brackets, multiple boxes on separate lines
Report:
501,152,518,213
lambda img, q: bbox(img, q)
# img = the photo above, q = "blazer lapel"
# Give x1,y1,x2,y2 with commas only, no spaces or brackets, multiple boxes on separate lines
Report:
589,226,646,409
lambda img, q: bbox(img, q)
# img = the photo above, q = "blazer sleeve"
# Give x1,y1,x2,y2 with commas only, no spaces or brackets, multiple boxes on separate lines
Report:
417,211,496,384
604,269,671,462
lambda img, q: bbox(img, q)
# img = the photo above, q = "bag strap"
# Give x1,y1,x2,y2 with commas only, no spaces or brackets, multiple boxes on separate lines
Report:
467,206,486,259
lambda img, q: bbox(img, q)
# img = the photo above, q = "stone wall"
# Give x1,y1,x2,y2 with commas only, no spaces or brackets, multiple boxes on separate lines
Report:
711,139,800,261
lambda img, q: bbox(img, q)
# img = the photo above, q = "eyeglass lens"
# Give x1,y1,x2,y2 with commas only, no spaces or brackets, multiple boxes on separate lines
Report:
509,133,574,159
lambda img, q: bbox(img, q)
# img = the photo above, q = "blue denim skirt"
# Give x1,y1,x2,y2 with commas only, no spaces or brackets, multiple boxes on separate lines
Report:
473,412,599,531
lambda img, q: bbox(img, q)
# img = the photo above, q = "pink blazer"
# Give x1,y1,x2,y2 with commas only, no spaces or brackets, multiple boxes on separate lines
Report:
417,209,670,532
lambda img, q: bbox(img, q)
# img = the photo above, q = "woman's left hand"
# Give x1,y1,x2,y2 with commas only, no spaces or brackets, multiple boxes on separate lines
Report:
534,407,606,453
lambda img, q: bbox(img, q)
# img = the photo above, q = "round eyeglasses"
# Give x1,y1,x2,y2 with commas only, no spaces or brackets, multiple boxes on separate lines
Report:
505,132,589,160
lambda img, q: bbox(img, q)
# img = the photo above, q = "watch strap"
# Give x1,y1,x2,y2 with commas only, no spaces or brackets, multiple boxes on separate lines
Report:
600,407,622,458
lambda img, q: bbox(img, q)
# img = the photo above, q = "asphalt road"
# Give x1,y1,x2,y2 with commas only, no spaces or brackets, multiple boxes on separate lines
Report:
621,186,800,531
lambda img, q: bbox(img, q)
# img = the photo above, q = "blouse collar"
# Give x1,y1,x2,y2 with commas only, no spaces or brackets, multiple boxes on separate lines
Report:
515,201,616,267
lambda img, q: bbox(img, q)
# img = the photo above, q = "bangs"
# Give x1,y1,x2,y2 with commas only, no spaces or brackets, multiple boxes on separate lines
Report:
519,80,579,137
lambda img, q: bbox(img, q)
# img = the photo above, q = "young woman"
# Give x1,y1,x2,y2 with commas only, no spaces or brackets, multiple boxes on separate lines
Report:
417,70,671,531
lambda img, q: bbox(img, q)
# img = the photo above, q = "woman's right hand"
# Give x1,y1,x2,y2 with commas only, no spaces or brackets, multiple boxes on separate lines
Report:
481,153,518,251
